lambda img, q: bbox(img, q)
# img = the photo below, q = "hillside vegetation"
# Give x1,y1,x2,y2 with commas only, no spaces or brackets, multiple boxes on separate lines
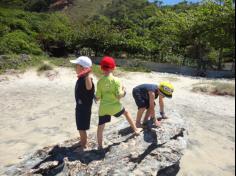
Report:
0,0,235,73
64,0,112,23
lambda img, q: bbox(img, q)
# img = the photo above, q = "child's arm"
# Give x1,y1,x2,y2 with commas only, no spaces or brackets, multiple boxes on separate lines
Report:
117,86,126,99
78,68,91,78
148,91,156,118
159,96,167,118
95,96,100,101
115,79,126,99
85,73,93,90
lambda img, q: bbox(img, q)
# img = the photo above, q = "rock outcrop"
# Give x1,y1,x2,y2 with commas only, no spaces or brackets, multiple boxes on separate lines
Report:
49,0,73,11
5,112,187,176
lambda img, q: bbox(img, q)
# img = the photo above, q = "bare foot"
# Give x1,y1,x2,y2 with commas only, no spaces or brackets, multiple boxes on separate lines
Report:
162,116,168,120
142,121,148,128
97,146,105,155
74,147,85,154
72,142,82,148
134,128,142,135
83,145,88,150
80,141,87,147
74,142,88,149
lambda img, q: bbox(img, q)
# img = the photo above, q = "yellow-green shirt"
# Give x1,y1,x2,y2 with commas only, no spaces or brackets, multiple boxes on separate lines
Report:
96,74,123,116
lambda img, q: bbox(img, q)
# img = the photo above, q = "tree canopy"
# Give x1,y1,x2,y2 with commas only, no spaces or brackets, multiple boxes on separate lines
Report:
0,0,235,70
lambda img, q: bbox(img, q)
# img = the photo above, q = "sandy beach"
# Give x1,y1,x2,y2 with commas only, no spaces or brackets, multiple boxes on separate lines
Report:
0,67,235,176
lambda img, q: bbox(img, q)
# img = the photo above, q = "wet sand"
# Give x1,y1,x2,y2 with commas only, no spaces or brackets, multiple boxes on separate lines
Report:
0,67,235,176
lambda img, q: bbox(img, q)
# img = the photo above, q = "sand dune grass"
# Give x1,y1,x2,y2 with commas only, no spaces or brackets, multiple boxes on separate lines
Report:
192,81,235,96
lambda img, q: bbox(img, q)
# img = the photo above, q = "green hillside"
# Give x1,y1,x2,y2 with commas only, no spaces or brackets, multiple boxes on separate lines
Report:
0,0,112,23
64,0,112,23
0,0,235,73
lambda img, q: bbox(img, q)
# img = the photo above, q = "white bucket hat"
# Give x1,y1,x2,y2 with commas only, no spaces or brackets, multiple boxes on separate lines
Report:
70,56,92,68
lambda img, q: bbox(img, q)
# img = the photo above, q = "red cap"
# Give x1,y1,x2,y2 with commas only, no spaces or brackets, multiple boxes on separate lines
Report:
100,56,116,71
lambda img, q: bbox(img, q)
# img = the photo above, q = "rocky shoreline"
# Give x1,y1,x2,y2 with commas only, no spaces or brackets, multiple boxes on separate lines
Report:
5,112,187,176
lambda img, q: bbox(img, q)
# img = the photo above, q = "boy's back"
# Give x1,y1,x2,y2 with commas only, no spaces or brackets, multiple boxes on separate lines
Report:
96,56,141,149
96,74,123,116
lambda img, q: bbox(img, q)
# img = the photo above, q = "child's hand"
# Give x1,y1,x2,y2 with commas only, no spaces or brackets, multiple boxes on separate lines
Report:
117,86,126,99
95,96,100,103
122,86,127,97
154,119,161,127
78,68,92,78
93,95,98,104
151,117,161,127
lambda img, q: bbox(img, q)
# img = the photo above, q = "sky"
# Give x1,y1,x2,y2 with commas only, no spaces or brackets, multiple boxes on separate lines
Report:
149,0,201,5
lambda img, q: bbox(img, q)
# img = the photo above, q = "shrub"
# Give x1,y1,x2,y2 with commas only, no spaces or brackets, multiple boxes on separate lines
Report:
0,54,43,73
0,24,10,36
163,54,184,65
36,13,75,56
121,66,151,73
192,81,235,97
0,7,75,57
0,31,42,55
8,19,30,32
48,57,74,67
37,63,53,72
25,0,49,12
92,64,103,78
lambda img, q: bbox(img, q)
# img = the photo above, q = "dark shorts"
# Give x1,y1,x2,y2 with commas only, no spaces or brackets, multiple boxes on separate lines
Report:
132,89,149,109
99,108,125,126
76,106,92,131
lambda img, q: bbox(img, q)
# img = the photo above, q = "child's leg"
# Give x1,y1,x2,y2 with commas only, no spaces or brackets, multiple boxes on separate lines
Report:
136,108,146,128
79,130,87,148
97,124,105,149
143,108,151,122
124,110,142,134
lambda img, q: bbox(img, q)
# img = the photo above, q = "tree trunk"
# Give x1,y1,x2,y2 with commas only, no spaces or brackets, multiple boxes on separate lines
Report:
231,59,235,72
182,56,187,66
196,44,202,70
218,47,224,70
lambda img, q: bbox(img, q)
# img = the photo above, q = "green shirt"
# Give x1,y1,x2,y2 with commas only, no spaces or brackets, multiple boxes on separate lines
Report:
96,74,123,116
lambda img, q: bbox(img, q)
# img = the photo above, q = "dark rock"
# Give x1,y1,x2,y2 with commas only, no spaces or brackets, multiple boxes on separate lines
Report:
0,55,10,69
157,163,180,176
49,0,73,11
5,112,187,176
0,55,10,61
19,54,31,62
0,76,9,82
30,161,59,174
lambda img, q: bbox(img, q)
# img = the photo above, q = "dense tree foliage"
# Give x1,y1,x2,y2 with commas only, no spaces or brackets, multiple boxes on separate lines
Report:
0,7,74,56
0,0,235,70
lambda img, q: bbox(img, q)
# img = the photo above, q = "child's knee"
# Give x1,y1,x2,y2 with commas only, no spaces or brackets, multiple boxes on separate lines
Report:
123,110,129,116
138,108,146,112
98,124,105,131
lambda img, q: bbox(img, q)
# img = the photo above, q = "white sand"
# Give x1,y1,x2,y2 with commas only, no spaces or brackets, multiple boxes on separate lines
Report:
0,67,235,176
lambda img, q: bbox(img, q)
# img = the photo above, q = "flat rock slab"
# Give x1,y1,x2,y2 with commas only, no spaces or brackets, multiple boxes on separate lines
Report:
5,112,187,176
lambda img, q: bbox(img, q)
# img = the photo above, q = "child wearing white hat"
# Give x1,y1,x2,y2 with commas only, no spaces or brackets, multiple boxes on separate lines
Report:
70,56,95,149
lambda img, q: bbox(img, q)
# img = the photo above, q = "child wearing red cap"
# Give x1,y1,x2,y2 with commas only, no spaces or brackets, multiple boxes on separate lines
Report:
96,56,142,149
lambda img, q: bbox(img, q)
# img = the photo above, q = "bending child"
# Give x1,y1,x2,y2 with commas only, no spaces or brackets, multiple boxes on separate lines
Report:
132,82,174,128
96,56,142,149
70,56,95,149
